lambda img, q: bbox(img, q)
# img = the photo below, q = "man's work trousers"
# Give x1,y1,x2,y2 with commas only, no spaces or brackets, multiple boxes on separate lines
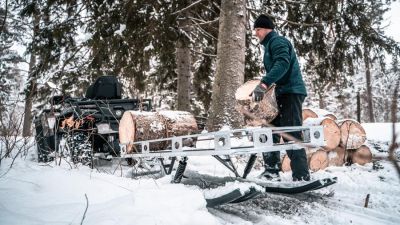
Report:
263,93,310,181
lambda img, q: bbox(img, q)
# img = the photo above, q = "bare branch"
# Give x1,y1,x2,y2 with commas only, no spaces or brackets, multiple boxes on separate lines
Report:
172,0,204,15
80,194,89,225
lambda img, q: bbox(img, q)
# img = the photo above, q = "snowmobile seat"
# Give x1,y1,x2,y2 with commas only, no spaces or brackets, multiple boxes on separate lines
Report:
85,76,122,100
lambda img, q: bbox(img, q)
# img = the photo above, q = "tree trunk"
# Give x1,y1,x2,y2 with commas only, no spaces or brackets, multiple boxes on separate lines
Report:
364,45,375,122
119,110,198,153
176,7,191,111
22,12,40,137
317,91,326,109
206,0,246,131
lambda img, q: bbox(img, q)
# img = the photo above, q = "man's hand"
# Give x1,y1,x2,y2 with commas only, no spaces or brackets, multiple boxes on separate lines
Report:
252,82,268,102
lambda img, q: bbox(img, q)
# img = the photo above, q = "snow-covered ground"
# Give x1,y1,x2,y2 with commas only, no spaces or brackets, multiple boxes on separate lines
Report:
0,123,399,225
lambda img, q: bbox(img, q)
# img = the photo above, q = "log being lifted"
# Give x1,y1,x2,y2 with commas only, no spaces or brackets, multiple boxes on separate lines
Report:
119,110,198,153
302,108,337,121
235,80,278,126
338,119,367,149
347,145,372,166
303,117,341,150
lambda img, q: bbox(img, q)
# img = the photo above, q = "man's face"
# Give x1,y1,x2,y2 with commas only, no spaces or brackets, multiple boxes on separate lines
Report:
254,28,271,41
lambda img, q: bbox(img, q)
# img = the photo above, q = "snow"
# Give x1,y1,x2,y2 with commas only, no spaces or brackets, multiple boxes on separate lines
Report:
362,123,400,143
1,123,400,225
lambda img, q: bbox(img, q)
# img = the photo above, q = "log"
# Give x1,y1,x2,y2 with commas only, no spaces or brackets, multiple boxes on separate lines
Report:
281,154,291,172
119,110,198,153
338,119,367,149
281,148,314,172
302,108,337,121
303,117,341,150
328,146,345,166
309,149,329,172
347,145,372,166
235,80,278,126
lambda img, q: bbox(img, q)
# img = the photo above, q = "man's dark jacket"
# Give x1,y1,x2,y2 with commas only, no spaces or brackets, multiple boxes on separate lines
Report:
260,31,307,96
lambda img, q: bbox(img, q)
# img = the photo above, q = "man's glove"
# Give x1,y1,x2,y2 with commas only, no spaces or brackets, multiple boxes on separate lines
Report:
252,83,268,102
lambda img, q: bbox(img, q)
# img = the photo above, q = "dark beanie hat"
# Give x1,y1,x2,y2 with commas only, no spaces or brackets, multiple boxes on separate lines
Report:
254,15,275,29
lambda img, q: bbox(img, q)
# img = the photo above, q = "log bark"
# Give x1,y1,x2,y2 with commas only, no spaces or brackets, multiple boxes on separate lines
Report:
302,108,337,121
235,80,278,126
119,110,198,153
338,119,367,149
303,117,341,150
328,146,345,166
309,149,329,172
347,145,372,166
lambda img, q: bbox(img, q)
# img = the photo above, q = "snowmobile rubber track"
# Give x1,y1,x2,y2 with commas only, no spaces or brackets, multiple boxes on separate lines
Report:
262,177,337,194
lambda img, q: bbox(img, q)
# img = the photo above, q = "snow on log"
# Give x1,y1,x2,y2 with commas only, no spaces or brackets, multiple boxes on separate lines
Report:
328,146,345,167
309,149,329,172
347,145,372,166
303,117,341,150
235,80,278,126
119,110,198,153
338,119,367,149
302,108,337,121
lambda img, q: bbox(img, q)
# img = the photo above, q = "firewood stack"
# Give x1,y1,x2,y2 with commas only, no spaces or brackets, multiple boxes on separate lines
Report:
234,80,372,173
281,108,371,173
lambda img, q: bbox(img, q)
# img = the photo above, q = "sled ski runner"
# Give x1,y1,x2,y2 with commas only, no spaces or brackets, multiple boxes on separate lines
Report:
204,177,337,207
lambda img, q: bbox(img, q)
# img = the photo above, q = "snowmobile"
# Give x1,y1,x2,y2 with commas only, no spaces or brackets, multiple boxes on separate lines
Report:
34,76,152,164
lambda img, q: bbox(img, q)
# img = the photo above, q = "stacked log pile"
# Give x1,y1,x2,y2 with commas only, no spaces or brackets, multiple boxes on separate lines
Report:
281,108,371,172
234,80,372,173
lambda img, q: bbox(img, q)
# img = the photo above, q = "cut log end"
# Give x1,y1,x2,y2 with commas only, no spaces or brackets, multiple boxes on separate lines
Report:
348,145,372,166
339,119,367,149
309,150,329,172
119,110,198,154
328,146,345,167
281,154,291,172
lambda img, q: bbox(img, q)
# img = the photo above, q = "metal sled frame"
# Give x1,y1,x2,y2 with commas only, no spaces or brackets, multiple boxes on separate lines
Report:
120,126,325,181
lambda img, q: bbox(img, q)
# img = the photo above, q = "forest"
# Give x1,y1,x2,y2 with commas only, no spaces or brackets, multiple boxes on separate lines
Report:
1,0,399,136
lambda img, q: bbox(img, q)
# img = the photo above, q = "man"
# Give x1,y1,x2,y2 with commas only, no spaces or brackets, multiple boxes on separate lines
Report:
252,14,310,181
